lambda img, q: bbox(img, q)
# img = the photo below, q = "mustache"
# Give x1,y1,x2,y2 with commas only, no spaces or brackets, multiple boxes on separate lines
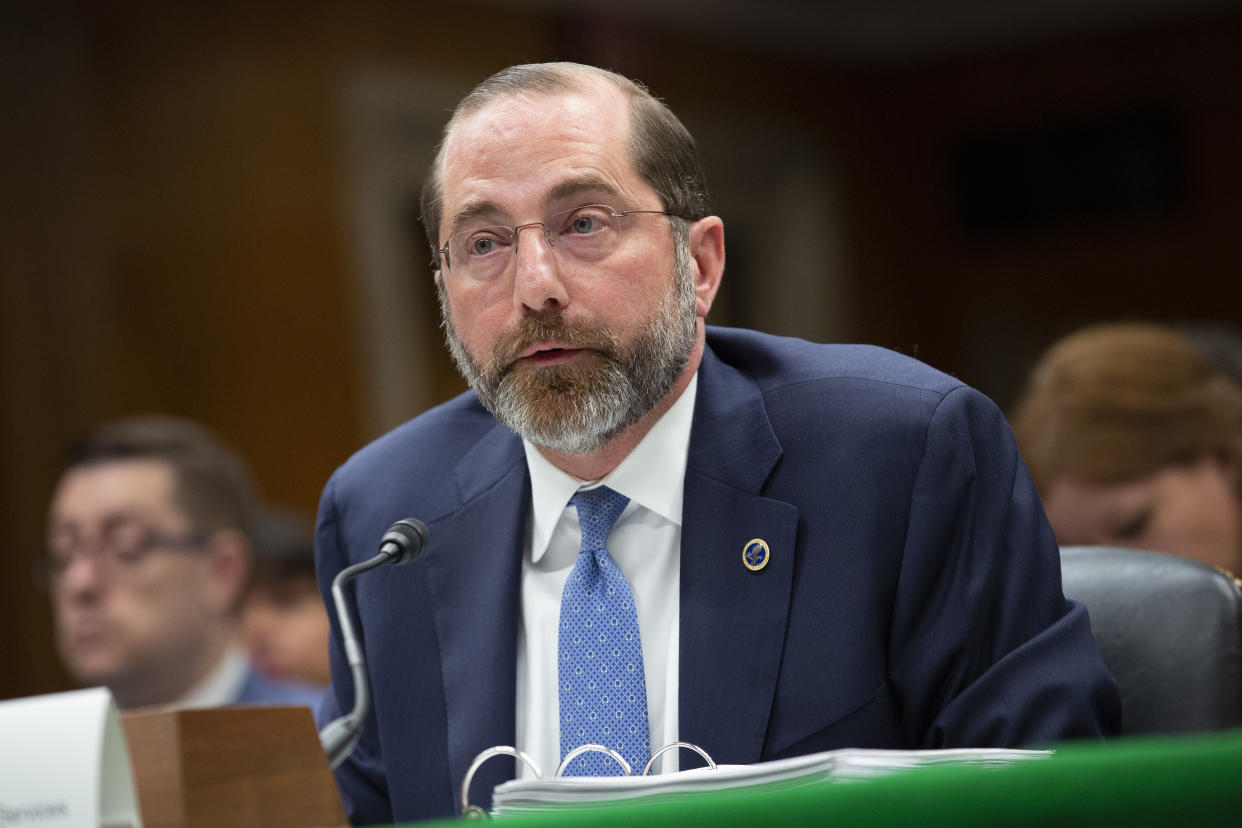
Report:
489,311,622,376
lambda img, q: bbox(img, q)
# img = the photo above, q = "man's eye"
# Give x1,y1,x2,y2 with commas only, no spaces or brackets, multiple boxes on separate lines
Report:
563,207,613,236
112,543,149,563
1113,510,1151,540
470,237,498,256
106,522,149,558
45,545,75,573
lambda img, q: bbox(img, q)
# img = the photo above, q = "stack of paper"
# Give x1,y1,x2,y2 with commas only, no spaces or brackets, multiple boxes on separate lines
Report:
490,747,1051,816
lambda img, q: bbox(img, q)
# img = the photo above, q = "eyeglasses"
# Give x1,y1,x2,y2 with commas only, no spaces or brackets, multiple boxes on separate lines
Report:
436,204,680,283
37,519,210,587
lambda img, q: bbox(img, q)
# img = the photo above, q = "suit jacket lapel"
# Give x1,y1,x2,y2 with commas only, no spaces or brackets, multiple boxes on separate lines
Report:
679,346,799,764
423,422,527,813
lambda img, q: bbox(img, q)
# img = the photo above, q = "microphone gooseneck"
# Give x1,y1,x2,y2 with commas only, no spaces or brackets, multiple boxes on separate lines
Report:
319,517,428,769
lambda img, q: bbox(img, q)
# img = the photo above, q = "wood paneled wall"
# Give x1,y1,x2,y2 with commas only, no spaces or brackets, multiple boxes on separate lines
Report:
3,1,1240,701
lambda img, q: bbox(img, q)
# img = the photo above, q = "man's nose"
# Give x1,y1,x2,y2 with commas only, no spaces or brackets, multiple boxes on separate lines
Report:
57,551,106,597
512,223,569,313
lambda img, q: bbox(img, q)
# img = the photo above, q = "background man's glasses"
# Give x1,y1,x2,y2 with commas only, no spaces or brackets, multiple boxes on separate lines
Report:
436,204,681,282
37,521,210,587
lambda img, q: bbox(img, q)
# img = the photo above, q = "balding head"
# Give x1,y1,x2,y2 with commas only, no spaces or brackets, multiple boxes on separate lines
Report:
419,62,710,264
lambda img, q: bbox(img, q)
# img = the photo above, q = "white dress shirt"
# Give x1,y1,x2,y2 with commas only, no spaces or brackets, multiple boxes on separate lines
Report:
515,373,698,778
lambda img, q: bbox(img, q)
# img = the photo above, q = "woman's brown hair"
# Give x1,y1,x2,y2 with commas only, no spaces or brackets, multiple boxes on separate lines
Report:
1011,323,1242,496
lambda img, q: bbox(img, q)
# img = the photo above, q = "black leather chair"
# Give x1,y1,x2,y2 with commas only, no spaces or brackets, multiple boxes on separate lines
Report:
1060,545,1242,735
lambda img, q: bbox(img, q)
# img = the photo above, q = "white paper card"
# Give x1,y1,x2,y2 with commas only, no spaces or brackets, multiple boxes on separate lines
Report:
0,687,142,828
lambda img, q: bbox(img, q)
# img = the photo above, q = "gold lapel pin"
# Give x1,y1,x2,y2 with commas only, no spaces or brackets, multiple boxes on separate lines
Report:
742,539,770,572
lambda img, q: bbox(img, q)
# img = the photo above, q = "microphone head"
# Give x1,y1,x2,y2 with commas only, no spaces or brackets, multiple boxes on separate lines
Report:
378,518,428,565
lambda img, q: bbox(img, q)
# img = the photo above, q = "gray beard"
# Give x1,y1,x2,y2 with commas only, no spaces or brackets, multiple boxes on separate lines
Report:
438,229,698,455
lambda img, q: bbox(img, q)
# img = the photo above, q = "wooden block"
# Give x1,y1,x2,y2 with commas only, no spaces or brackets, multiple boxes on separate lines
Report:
122,706,347,828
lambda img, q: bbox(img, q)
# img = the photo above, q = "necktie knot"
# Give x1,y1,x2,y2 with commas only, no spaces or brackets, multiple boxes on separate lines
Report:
570,487,630,555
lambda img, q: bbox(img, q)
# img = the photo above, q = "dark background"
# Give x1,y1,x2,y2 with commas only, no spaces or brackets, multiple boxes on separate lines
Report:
4,0,1241,700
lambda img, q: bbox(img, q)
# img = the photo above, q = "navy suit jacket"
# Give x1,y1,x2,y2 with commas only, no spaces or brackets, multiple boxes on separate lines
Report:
316,327,1120,825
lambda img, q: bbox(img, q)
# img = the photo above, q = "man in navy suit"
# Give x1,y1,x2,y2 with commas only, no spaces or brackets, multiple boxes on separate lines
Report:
316,62,1119,824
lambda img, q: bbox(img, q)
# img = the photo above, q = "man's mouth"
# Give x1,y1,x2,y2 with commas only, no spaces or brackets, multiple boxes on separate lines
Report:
514,342,586,367
65,619,110,647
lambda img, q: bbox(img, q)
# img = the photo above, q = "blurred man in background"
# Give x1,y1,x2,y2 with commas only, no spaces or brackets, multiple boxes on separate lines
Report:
242,509,331,688
42,415,322,709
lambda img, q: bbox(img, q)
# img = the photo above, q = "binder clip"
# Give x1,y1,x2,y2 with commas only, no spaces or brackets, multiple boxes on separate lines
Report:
460,746,542,819
555,744,635,777
641,741,718,775
460,742,717,818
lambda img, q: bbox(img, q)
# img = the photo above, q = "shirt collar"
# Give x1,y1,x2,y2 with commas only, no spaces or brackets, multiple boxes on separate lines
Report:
524,372,698,563
175,644,249,709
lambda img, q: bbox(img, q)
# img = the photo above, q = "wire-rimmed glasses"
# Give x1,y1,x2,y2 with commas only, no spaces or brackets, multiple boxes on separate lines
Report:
436,204,680,282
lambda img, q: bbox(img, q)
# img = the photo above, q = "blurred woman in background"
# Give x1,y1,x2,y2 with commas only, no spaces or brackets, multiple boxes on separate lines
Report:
1011,322,1242,576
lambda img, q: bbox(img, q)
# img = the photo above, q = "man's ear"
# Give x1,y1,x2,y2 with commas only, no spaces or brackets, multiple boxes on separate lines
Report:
202,528,253,614
688,217,725,319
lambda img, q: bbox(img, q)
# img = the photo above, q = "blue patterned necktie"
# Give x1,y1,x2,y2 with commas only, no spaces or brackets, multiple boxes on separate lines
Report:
558,486,650,776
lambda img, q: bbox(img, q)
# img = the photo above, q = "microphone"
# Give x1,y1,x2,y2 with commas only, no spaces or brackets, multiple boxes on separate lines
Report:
378,518,427,565
319,517,428,769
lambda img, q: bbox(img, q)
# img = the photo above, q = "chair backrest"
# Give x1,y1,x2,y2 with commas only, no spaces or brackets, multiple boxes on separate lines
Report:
1061,545,1242,735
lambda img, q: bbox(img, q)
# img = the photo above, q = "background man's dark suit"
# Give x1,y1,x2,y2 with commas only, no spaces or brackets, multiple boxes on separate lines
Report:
316,327,1120,824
